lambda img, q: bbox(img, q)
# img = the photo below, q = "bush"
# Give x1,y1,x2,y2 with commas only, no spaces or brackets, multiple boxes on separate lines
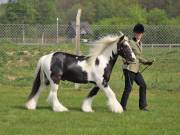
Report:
147,8,169,25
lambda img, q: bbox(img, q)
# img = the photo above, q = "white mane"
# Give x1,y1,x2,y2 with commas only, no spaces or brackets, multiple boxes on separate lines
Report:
87,35,119,64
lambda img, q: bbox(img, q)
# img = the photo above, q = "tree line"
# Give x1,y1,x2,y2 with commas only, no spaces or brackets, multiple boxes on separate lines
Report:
0,0,179,25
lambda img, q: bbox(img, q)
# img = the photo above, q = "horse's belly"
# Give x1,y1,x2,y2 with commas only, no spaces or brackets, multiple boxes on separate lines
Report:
62,68,88,83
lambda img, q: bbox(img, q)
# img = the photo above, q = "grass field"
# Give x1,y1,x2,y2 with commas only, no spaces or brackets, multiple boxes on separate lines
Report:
0,41,180,135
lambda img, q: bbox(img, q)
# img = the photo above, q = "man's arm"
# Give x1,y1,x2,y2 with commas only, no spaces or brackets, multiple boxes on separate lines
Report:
132,47,153,65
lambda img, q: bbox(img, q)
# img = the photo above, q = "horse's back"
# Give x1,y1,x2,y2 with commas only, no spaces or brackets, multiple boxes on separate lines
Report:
40,51,89,83
39,51,85,66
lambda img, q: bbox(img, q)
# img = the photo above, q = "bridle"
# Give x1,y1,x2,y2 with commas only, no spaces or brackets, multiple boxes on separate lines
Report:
117,39,132,63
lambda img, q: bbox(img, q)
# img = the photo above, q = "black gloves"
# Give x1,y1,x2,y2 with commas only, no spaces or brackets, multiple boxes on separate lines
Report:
144,60,154,65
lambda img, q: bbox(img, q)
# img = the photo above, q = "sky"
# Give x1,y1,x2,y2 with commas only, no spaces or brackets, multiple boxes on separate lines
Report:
0,0,8,4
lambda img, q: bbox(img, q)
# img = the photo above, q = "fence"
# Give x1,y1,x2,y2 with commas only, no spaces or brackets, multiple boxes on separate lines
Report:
0,24,180,46
0,24,180,91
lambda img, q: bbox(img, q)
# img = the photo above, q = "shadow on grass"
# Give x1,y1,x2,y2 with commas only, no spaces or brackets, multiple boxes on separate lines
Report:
13,105,51,111
13,105,108,113
68,106,82,112
69,106,109,113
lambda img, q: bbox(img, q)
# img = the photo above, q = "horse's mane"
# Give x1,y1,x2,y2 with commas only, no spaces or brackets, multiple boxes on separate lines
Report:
87,35,119,64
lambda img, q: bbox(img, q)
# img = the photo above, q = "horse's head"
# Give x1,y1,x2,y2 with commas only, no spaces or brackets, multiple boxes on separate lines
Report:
117,35,136,63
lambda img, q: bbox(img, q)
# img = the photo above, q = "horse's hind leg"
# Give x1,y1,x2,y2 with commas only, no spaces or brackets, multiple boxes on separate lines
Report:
82,86,99,112
26,85,44,110
47,76,68,112
26,67,44,110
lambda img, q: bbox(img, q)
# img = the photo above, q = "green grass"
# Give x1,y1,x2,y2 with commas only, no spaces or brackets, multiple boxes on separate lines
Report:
0,42,179,90
0,85,180,135
0,41,180,135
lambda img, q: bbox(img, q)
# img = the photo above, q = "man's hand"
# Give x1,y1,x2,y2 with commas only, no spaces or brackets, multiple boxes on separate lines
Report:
144,60,154,65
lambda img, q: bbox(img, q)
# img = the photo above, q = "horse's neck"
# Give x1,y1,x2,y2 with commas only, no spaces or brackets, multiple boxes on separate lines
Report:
99,45,118,72
86,43,118,65
100,44,117,59
99,47,118,80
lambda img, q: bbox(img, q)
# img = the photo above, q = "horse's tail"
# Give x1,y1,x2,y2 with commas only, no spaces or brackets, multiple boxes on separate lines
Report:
27,59,42,100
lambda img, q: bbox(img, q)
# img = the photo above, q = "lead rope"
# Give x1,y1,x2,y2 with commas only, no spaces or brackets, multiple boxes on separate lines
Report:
140,58,155,73
140,65,151,73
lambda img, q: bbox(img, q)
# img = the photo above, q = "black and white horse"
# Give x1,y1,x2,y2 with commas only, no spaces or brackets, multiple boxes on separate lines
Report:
25,34,136,113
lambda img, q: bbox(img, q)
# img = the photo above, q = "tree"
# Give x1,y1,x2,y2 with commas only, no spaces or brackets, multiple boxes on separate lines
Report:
147,8,168,25
4,0,37,23
0,0,179,24
165,0,180,18
1,0,57,24
95,4,147,25
80,1,96,23
138,0,169,10
35,0,57,24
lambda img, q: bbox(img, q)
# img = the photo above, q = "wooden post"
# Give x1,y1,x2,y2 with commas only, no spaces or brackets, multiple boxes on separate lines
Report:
56,17,59,44
151,44,154,57
75,9,81,55
41,32,44,45
22,24,25,44
75,9,81,89
169,44,171,50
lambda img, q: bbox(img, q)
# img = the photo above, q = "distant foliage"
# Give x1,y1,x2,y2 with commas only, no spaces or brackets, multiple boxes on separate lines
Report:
147,8,168,25
0,0,179,24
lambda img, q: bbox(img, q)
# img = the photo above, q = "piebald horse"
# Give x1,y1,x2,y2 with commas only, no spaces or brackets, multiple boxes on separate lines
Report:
25,34,136,113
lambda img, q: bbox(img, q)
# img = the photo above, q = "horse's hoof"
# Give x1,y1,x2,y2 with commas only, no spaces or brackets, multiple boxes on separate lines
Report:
111,106,124,113
81,105,94,112
81,98,94,112
108,100,123,113
53,106,69,112
25,100,37,110
114,109,123,113
81,106,95,112
82,109,95,112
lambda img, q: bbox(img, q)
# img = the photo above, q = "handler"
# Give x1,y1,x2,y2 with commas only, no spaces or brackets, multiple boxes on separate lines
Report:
120,23,154,111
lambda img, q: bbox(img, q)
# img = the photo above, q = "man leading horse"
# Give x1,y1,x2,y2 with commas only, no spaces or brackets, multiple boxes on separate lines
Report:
120,23,154,111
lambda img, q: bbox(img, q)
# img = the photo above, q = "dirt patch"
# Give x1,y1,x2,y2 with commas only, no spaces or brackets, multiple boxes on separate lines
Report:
7,75,16,81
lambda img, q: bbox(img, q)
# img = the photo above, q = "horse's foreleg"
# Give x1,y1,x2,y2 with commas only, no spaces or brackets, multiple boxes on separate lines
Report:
47,80,68,112
98,84,123,113
82,86,99,112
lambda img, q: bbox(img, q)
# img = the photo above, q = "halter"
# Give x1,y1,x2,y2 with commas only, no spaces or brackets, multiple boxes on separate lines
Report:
118,39,131,64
